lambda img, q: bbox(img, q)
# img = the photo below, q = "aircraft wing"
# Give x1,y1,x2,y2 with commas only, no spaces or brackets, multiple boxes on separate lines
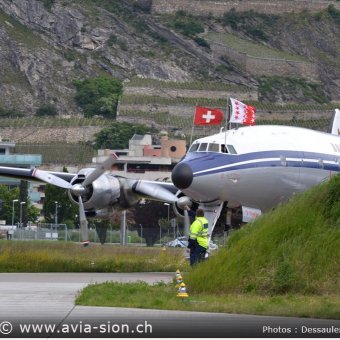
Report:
0,166,76,183
126,179,178,203
0,165,178,198
0,162,184,246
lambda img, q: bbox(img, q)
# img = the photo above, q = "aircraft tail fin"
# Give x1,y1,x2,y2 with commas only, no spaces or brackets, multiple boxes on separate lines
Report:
328,108,340,135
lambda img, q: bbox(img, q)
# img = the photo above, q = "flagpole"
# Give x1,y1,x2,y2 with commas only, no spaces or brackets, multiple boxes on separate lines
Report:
189,105,196,147
225,97,229,147
228,99,232,131
226,96,230,130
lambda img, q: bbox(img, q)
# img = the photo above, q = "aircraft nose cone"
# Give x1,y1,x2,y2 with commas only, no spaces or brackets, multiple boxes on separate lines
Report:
171,162,193,190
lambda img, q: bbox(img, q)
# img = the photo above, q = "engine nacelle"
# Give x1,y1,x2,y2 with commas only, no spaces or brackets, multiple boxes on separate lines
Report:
173,192,197,218
68,169,121,211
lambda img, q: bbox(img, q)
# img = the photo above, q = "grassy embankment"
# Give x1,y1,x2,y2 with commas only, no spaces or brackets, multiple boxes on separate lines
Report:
0,241,189,272
76,176,340,319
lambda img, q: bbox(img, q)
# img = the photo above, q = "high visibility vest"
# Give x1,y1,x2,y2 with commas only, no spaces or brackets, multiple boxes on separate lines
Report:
189,216,209,249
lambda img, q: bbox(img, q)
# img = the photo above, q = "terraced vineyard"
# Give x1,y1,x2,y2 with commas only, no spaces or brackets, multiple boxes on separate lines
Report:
119,79,338,138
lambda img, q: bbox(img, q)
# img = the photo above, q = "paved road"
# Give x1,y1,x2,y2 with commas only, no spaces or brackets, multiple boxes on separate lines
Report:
0,273,339,338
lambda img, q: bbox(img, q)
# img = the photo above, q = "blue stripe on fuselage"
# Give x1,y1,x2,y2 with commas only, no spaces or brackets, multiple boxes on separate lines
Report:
181,150,340,177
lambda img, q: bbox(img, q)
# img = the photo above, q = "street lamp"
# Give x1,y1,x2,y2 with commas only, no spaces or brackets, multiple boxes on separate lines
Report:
139,224,143,245
164,203,170,240
55,201,59,225
12,199,18,227
19,201,26,228
164,203,170,222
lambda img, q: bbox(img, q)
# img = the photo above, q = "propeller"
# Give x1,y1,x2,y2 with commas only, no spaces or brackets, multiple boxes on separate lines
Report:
32,156,193,245
32,156,117,246
32,169,72,189
183,209,190,237
82,154,117,187
78,196,89,246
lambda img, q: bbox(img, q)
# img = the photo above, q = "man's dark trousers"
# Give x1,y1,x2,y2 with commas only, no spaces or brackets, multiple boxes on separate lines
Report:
190,244,206,266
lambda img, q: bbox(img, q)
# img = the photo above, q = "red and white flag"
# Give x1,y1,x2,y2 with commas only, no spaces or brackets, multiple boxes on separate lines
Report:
230,98,256,126
194,106,224,125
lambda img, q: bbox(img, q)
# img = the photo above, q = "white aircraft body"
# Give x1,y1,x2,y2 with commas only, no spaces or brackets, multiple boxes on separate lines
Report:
173,124,338,211
170,123,340,237
0,118,339,245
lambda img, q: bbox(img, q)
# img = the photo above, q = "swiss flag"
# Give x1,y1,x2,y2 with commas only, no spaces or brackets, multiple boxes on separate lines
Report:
230,98,256,126
194,106,224,125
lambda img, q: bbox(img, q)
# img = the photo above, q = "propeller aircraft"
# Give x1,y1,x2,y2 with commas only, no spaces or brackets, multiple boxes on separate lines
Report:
0,111,339,247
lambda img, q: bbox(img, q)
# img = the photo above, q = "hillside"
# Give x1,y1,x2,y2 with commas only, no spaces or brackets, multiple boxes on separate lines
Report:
72,173,340,320
0,0,339,123
186,175,340,296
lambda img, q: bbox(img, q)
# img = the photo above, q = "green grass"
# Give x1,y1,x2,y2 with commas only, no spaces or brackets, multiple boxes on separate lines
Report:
186,177,340,296
0,241,189,272
205,32,307,61
0,9,47,49
127,77,251,92
121,94,338,112
76,176,340,319
76,281,340,319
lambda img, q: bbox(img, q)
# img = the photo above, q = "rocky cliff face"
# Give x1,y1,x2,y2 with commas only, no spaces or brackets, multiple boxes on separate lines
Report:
0,0,212,115
0,0,339,117
0,0,93,115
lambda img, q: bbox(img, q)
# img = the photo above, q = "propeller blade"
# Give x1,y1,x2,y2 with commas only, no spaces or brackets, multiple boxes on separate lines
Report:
78,196,89,246
183,209,190,237
135,180,178,203
33,169,72,189
82,155,117,187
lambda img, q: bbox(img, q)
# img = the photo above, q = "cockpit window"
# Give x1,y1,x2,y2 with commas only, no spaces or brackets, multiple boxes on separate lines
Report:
227,145,237,154
208,143,220,152
189,143,199,152
198,143,208,151
190,142,231,153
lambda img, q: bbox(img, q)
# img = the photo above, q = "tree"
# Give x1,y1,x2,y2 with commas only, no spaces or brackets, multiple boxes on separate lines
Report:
93,219,110,245
73,76,123,118
94,121,152,149
19,181,28,227
43,167,78,226
0,185,39,226
133,200,175,246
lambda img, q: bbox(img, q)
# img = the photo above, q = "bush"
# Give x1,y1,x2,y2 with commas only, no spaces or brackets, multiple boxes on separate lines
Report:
37,0,55,10
0,105,23,117
194,37,210,49
272,261,297,294
173,18,204,37
36,104,58,116
327,4,340,24
94,121,153,149
221,9,277,41
74,76,123,118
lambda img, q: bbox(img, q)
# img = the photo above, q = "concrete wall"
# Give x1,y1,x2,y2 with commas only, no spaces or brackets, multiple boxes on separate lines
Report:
151,0,340,16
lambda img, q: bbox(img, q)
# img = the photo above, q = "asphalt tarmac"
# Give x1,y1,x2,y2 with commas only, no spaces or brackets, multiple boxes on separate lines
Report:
0,273,339,338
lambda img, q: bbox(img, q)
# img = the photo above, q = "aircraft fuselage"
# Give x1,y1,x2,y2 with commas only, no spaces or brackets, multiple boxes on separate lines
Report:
172,125,340,211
